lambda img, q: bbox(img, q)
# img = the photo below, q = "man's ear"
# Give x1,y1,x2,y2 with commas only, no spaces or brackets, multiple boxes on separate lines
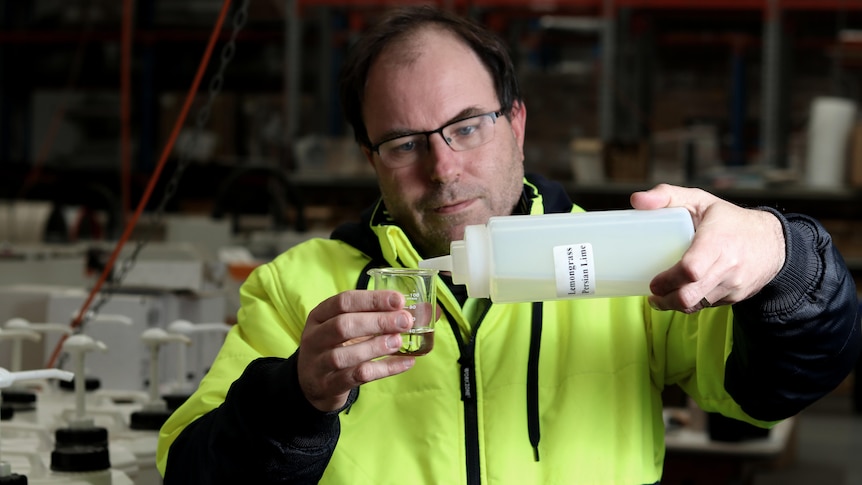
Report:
508,100,527,150
361,145,377,169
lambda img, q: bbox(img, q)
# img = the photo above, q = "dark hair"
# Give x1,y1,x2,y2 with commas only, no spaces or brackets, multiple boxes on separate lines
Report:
338,6,522,148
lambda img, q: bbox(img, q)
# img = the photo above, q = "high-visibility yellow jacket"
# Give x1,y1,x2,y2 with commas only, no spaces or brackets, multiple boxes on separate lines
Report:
158,175,860,485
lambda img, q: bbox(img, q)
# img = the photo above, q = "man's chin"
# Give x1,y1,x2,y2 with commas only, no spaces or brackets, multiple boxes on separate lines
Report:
411,224,460,258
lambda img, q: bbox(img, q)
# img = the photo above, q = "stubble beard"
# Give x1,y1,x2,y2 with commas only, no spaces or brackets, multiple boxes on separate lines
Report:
412,188,471,258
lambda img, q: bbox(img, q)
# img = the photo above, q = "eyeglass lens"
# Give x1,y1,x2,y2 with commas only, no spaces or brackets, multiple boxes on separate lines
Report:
378,112,498,167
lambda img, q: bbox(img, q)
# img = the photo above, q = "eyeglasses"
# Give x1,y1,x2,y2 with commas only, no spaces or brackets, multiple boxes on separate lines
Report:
369,110,503,168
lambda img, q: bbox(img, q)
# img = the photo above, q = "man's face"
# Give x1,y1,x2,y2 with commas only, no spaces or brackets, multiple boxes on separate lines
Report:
361,27,527,258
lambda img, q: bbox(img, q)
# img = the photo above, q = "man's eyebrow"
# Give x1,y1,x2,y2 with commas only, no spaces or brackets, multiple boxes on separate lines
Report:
374,106,486,144
449,106,485,122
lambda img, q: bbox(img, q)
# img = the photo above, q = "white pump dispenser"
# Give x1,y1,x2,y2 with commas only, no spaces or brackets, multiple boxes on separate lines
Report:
420,207,695,303
0,367,74,484
165,320,232,395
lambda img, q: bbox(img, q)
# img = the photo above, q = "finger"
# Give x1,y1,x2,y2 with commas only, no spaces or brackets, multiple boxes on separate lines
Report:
308,290,404,326
302,351,415,412
649,287,716,314
630,184,717,224
306,290,409,346
630,184,674,210
649,240,728,311
311,309,413,350
327,355,416,390
648,292,712,313
335,332,407,368
649,234,719,297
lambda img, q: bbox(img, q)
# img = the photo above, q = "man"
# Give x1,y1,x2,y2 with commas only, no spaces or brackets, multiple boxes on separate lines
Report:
158,6,860,484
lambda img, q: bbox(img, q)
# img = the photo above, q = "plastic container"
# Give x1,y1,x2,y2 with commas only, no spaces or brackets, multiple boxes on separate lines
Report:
1,448,134,485
419,208,694,303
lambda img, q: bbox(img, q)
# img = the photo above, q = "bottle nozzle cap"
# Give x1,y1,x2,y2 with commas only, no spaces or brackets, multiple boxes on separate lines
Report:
419,255,453,272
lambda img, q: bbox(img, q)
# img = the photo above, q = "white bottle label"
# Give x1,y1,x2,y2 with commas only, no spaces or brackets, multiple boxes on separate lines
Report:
553,243,596,297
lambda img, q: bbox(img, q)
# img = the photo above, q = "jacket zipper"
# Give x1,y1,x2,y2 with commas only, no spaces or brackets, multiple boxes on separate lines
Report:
441,304,486,485
460,337,480,485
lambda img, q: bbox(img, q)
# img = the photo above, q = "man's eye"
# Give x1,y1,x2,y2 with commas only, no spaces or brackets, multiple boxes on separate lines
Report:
455,124,478,137
393,140,417,152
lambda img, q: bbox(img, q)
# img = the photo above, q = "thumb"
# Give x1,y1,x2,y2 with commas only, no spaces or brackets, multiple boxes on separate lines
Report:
629,184,685,210
630,184,716,217
630,184,674,210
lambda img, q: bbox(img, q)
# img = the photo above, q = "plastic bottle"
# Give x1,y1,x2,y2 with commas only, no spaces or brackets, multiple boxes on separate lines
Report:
419,207,695,303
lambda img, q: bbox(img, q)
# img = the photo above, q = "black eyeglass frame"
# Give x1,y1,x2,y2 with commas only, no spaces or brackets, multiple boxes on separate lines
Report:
368,109,505,155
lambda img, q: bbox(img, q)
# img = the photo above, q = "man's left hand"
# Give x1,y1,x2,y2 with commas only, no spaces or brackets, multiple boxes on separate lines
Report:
630,184,786,313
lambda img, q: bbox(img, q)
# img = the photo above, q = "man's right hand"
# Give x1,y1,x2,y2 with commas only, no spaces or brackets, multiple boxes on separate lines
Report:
298,290,416,412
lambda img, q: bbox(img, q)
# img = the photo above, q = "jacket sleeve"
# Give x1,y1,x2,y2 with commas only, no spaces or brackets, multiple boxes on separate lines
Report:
163,354,358,485
725,208,861,421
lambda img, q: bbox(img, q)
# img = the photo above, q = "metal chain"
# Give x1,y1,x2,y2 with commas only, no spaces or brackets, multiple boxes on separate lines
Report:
65,0,250,349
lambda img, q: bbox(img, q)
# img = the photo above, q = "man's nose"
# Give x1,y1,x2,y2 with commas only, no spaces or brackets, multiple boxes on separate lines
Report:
426,132,460,183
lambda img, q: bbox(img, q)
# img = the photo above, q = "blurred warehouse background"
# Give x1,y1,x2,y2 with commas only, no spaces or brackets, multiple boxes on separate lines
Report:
0,1,860,484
